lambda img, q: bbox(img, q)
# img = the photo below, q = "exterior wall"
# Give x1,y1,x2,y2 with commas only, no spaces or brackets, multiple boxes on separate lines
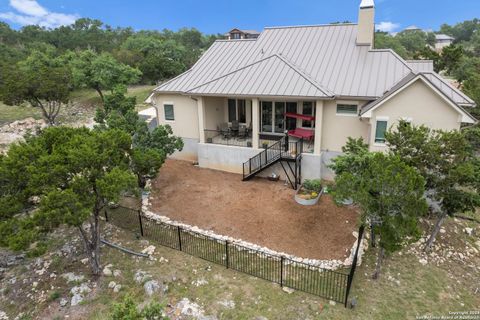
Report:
204,96,225,130
369,79,461,152
171,137,199,162
153,93,199,139
320,100,370,152
321,151,343,181
198,143,261,174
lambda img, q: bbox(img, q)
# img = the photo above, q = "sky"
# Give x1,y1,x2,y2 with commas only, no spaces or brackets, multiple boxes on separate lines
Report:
0,0,479,34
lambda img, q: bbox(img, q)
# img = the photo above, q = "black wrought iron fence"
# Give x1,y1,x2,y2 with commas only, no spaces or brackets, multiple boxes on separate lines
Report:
104,205,364,307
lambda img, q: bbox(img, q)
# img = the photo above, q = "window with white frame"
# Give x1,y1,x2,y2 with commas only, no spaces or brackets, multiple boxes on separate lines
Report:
227,99,247,123
375,119,388,144
164,104,174,121
336,104,358,115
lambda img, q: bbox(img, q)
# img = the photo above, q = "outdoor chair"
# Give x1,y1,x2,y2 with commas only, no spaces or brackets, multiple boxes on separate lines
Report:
237,126,247,139
218,123,231,139
231,120,239,136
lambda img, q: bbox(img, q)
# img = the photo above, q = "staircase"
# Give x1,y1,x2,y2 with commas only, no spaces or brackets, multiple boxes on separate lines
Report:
242,137,303,189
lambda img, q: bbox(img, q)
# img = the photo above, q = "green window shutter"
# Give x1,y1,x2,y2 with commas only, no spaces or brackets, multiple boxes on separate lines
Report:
336,104,358,115
164,104,174,121
375,120,388,143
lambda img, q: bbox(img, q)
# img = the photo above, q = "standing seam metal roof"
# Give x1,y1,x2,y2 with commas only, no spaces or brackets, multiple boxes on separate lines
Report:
154,23,473,107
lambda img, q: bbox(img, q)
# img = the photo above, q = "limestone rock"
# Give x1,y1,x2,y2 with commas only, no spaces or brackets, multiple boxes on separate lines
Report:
144,280,160,296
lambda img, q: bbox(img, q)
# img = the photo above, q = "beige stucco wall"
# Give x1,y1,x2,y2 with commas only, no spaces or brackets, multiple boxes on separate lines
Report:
369,79,461,151
320,100,370,152
204,96,225,130
153,93,199,139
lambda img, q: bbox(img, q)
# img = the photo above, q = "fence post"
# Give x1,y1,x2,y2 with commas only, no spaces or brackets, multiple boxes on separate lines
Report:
177,226,182,251
344,225,365,308
104,209,109,222
280,256,284,287
138,210,144,237
225,240,229,269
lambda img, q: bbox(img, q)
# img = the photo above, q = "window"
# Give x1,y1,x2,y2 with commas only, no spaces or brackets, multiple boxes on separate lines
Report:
228,99,236,122
231,33,241,39
285,102,297,130
228,99,247,123
302,101,314,127
238,99,246,123
261,101,273,132
375,120,388,144
336,104,358,115
274,102,285,133
164,104,174,121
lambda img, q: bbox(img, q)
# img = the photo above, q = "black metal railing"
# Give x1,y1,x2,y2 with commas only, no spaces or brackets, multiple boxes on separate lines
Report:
242,136,304,180
204,129,252,148
104,205,364,306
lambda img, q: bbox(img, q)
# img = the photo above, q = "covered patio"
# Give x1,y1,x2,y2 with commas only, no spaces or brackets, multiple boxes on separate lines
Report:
200,96,319,153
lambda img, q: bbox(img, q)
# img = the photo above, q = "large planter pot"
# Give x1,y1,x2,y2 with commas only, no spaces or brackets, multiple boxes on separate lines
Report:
295,188,323,206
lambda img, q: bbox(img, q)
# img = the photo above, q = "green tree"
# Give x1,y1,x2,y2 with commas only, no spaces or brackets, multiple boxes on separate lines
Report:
0,127,137,274
95,86,183,188
440,44,464,75
331,139,427,278
374,32,408,58
67,50,141,102
385,121,480,251
0,51,73,125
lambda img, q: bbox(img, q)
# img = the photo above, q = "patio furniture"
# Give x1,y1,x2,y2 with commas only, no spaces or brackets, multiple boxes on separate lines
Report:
237,126,247,139
231,120,239,136
219,123,231,139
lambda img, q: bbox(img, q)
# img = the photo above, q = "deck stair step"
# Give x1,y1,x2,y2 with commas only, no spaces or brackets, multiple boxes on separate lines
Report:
242,136,303,189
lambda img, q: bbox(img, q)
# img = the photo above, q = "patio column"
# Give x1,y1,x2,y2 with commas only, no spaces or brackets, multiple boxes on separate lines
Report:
197,96,205,143
313,100,324,155
252,98,260,149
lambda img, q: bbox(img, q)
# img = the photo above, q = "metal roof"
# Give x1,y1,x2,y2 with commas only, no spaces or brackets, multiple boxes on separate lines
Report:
435,34,454,41
187,54,334,98
361,72,476,118
154,23,473,108
406,60,434,73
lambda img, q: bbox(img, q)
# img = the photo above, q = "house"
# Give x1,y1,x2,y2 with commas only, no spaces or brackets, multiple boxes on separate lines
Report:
434,34,455,50
146,0,476,183
224,28,260,40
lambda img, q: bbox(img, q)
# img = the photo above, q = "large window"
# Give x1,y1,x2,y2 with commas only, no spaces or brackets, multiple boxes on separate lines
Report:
285,102,297,130
375,120,388,144
228,99,247,123
238,99,246,123
274,102,285,133
336,104,358,115
302,102,314,127
164,104,174,121
261,101,273,132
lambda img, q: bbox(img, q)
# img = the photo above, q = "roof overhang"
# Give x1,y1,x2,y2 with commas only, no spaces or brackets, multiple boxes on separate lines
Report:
360,74,477,124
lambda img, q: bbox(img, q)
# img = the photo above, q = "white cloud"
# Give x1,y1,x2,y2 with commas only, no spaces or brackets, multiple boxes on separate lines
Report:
0,0,79,28
375,21,400,33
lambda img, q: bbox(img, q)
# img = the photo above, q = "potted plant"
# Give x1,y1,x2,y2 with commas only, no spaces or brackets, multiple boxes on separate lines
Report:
295,179,323,205
262,141,269,149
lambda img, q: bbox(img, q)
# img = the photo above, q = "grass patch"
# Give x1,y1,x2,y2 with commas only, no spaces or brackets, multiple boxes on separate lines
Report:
0,102,43,125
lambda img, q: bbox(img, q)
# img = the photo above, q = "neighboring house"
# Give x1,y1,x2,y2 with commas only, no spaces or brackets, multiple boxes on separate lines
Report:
224,28,260,40
146,0,476,183
435,34,455,50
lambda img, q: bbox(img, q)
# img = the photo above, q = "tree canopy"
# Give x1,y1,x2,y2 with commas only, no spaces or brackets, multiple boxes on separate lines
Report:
0,127,137,273
331,137,427,277
0,50,73,125
385,121,480,251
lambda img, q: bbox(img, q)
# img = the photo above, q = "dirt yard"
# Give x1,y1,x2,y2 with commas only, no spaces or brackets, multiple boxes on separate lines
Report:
149,160,359,260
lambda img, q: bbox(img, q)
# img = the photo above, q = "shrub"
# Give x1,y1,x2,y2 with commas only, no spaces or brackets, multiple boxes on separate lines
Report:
302,179,322,192
110,295,169,320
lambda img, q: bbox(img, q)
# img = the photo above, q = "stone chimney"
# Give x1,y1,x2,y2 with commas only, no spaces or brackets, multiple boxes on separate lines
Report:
356,0,375,47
